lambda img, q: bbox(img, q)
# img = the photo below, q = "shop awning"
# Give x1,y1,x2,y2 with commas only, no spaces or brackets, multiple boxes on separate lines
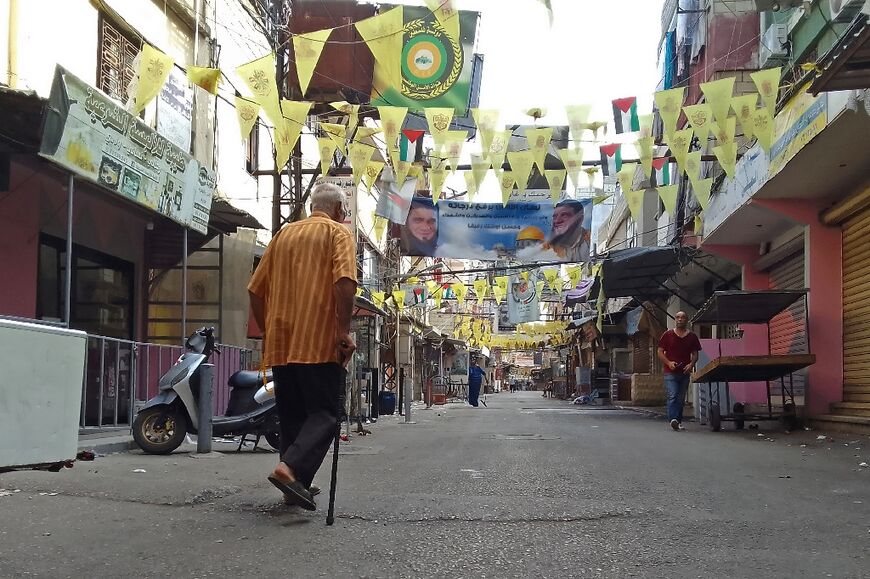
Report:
209,198,265,231
591,246,688,299
0,87,45,153
809,13,870,95
691,290,808,325
355,294,388,317
564,277,597,307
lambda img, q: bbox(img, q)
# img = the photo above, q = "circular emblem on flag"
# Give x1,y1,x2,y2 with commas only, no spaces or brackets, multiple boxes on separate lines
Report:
401,17,462,100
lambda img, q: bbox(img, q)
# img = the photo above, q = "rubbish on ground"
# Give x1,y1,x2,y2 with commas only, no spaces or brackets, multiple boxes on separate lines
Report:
778,475,791,478
817,435,827,440
859,462,868,468
76,450,95,461
132,468,147,473
757,433,764,437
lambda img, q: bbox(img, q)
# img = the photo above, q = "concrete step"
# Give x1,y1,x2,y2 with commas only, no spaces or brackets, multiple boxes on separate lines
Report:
831,402,870,418
843,385,870,394
843,393,870,403
811,414,870,435
78,431,135,455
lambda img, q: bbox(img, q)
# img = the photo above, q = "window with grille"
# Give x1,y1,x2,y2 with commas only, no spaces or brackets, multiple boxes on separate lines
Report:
246,119,260,174
98,16,140,103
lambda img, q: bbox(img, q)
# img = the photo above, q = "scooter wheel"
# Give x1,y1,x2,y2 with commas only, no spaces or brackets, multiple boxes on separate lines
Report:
133,405,187,454
265,431,281,451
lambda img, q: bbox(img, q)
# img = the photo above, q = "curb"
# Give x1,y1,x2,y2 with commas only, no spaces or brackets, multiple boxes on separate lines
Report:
616,405,667,419
77,437,136,456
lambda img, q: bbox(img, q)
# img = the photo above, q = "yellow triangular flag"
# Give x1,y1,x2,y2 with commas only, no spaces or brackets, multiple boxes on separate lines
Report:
425,107,454,147
463,171,478,201
753,108,775,152
584,166,599,189
657,184,679,216
377,106,407,150
654,87,685,138
498,171,515,206
372,215,387,241
187,66,221,95
318,137,336,176
442,130,466,173
425,280,439,299
348,142,375,187
567,265,582,289
274,121,293,169
237,54,282,127
710,116,736,148
625,189,645,222
694,212,704,236
424,0,460,45
471,109,500,153
235,96,260,141
488,130,512,172
133,44,174,114
566,104,592,146
582,120,608,141
432,285,444,309
637,136,655,177
473,279,489,305
356,6,404,89
700,76,735,125
667,127,694,170
593,194,612,205
470,156,490,192
713,144,737,178
616,162,637,193
389,148,412,186
354,127,382,143
536,281,546,300
492,285,506,305
685,150,702,185
693,178,713,211
429,165,447,203
507,150,534,193
638,113,654,138
320,122,347,155
363,160,385,194
751,67,782,115
372,291,385,309
545,169,566,203
392,289,406,311
731,94,758,140
356,288,364,298
293,28,332,96
275,100,311,168
683,103,714,143
330,101,360,133
543,268,561,293
494,276,508,293
520,271,529,282
558,148,584,190
451,282,467,308
526,127,553,174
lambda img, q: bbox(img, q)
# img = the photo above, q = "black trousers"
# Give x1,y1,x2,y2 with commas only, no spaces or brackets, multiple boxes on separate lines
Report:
272,363,342,487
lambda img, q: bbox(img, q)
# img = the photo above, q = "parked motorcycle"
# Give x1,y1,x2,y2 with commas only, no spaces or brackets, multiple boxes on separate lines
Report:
132,327,279,454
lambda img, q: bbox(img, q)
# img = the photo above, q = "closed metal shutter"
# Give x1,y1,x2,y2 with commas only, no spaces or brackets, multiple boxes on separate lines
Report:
767,249,807,396
842,209,870,398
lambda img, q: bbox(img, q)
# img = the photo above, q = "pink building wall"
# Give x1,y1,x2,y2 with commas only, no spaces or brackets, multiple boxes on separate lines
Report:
0,157,150,340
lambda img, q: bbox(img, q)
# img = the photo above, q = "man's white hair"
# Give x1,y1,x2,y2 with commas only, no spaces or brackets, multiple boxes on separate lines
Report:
310,181,346,211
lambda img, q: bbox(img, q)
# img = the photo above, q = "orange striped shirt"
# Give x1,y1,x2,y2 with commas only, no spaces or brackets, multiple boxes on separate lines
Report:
248,212,357,366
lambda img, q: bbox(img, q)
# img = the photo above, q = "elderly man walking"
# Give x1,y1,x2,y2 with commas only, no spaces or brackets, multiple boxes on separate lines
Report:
248,182,358,509
657,311,702,431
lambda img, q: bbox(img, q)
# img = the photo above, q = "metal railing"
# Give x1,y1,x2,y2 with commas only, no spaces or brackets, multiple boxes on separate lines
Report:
80,334,255,430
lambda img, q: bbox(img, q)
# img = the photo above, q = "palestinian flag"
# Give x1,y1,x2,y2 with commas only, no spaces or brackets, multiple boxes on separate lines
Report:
599,144,622,177
612,97,640,134
651,157,671,187
398,133,416,162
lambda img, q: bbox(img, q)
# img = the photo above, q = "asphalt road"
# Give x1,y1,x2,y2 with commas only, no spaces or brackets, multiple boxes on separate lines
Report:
1,392,868,578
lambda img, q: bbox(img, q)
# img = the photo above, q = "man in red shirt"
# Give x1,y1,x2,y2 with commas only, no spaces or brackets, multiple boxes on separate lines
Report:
657,311,702,431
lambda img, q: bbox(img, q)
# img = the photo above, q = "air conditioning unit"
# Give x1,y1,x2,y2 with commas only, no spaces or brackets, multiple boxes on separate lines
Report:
760,24,790,67
829,0,867,22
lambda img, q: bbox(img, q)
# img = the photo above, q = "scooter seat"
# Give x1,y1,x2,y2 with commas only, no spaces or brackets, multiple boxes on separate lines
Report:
228,370,272,389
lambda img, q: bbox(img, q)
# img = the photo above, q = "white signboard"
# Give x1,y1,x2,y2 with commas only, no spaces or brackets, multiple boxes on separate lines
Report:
157,67,193,153
704,144,770,238
507,274,541,324
321,175,357,234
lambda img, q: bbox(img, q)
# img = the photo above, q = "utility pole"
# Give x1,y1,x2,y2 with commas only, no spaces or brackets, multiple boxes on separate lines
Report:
271,0,286,235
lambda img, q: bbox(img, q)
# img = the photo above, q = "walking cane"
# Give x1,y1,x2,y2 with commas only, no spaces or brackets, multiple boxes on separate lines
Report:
327,356,348,526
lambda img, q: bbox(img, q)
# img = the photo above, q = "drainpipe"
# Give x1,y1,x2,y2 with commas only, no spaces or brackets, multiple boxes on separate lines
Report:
7,0,19,88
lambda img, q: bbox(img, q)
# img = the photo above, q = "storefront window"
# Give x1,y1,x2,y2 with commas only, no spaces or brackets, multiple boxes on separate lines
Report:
37,234,134,340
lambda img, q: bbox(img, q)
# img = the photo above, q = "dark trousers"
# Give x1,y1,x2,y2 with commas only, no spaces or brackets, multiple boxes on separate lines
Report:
272,363,342,487
468,380,481,407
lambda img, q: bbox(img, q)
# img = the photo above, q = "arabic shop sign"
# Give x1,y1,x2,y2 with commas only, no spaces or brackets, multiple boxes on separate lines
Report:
40,66,215,234
703,143,770,238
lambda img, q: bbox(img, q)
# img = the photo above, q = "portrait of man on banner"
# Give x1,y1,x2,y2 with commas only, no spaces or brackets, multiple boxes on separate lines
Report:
546,199,591,263
400,197,439,256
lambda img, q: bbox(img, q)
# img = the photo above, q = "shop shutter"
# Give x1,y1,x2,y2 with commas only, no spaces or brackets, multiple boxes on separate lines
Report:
842,208,870,398
767,249,807,397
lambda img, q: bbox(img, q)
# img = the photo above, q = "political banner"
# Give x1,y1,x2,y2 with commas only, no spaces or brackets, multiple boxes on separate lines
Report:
506,274,540,325
398,197,592,262
371,5,478,114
